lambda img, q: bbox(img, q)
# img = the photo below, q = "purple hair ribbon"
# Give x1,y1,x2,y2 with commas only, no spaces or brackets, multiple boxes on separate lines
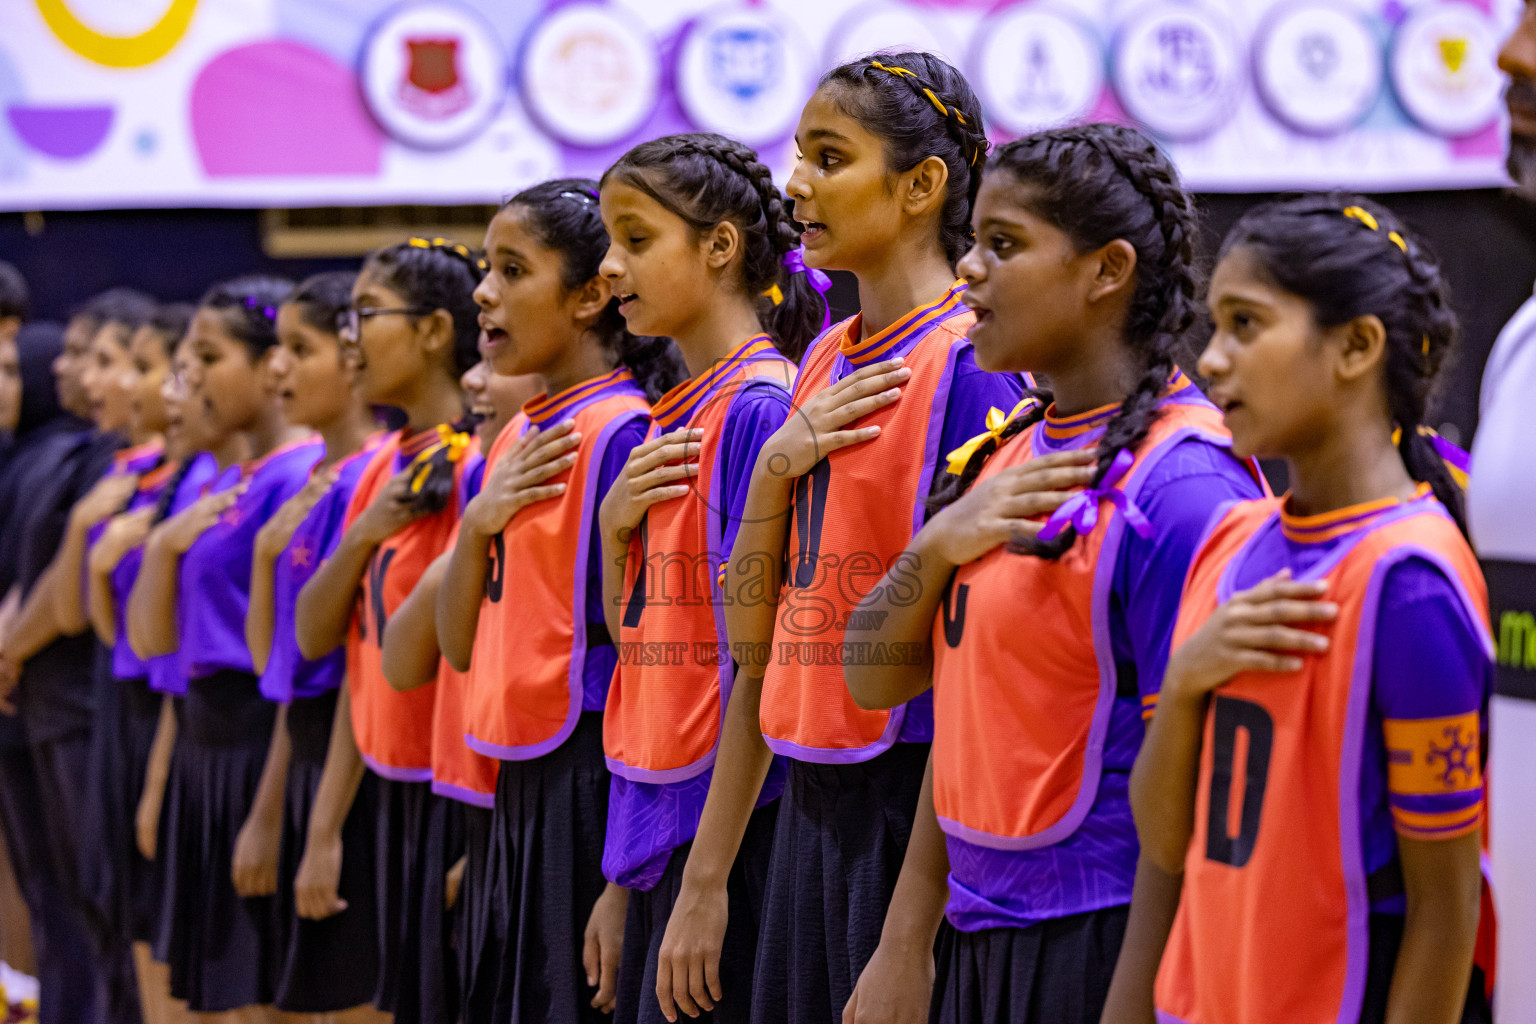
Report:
782,246,833,331
1035,448,1153,543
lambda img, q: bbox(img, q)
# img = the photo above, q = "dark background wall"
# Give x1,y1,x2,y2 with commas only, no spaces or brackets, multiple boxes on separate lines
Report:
4,187,1535,444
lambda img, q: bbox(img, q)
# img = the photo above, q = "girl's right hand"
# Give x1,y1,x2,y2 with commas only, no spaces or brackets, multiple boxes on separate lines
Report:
255,471,336,562
72,472,140,530
350,469,431,546
294,827,347,920
156,484,246,554
920,449,1098,568
463,421,581,539
91,508,155,574
655,880,728,1022
1163,569,1338,701
599,428,703,540
757,359,911,483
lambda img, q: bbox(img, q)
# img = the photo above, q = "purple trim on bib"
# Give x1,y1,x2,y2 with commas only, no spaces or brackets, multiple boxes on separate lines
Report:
361,754,433,783
432,779,495,808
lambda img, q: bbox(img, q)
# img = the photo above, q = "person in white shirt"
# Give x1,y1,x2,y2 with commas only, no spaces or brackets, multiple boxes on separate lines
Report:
1471,5,1536,1018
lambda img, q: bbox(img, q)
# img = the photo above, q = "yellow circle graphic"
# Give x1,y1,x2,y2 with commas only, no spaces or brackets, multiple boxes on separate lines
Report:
35,0,198,68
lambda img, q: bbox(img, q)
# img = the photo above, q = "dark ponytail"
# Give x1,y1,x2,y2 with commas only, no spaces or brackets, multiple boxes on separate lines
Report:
935,123,1203,560
820,52,990,266
603,132,828,360
147,303,195,357
199,276,294,358
504,178,687,401
151,456,201,525
1221,194,1466,536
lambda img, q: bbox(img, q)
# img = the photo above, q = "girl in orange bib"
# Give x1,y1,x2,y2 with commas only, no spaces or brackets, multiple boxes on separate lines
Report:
660,52,1025,1024
294,240,485,1024
842,125,1264,1023
380,355,540,1024
436,179,683,1024
1132,195,1492,1024
595,132,826,1024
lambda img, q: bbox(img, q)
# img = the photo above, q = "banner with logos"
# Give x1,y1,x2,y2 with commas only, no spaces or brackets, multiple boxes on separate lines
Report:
0,0,1520,210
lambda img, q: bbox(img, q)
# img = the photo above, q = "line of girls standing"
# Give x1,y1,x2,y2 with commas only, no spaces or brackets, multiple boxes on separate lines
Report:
0,45,1496,1024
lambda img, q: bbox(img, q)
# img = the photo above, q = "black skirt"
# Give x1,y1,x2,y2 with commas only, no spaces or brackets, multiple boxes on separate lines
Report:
83,658,164,947
750,742,929,1024
615,800,778,1024
272,689,381,1013
155,669,281,1012
458,803,498,1024
373,775,463,1024
931,906,1129,1024
488,711,611,1024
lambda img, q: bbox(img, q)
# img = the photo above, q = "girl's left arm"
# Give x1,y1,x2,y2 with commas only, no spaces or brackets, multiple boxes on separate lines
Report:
382,553,449,692
1386,831,1483,1024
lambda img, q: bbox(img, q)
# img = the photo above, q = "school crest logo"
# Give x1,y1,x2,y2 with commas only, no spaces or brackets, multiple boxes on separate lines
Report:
400,37,471,119
520,3,658,147
677,8,813,145
1112,2,1243,140
361,2,506,149
973,6,1103,135
1390,2,1503,137
1255,3,1381,135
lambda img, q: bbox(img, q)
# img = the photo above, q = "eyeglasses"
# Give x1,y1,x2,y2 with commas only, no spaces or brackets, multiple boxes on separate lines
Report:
340,305,434,341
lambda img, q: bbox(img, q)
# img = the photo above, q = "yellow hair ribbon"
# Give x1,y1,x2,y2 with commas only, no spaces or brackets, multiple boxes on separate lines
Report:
1342,206,1380,231
405,426,475,494
761,283,784,306
944,397,1039,475
1388,231,1408,253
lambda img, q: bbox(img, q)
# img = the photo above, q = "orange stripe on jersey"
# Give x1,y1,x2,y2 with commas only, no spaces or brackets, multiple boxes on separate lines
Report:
1281,484,1432,544
524,367,635,427
113,438,164,468
839,281,966,365
1392,803,1483,833
1383,713,1483,794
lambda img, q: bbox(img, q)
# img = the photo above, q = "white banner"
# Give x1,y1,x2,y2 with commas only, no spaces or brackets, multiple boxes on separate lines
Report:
0,0,1520,210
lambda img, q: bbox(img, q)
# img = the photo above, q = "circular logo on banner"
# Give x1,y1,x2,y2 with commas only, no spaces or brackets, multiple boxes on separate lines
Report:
1255,3,1382,135
825,3,956,68
360,1,506,150
521,3,658,147
971,6,1104,135
676,7,813,145
1113,2,1244,140
1390,1,1504,138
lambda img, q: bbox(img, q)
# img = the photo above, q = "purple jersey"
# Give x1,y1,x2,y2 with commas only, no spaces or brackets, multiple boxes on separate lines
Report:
582,416,648,712
603,382,792,890
103,459,182,680
1219,496,1490,913
944,403,1263,932
259,440,382,703
146,453,218,696
178,438,324,680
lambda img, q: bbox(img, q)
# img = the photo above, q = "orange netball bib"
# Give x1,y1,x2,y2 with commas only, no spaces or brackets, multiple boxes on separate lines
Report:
759,284,975,763
931,392,1243,848
464,369,649,761
1156,494,1490,1024
604,337,794,781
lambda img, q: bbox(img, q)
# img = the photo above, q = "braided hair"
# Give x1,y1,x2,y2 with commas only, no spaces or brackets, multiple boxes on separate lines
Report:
199,276,295,358
602,132,827,360
1220,194,1466,536
820,52,990,265
938,123,1203,560
502,178,686,401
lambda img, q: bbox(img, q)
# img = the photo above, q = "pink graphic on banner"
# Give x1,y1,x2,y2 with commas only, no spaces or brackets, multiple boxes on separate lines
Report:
191,40,384,176
6,106,113,159
1452,120,1505,157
